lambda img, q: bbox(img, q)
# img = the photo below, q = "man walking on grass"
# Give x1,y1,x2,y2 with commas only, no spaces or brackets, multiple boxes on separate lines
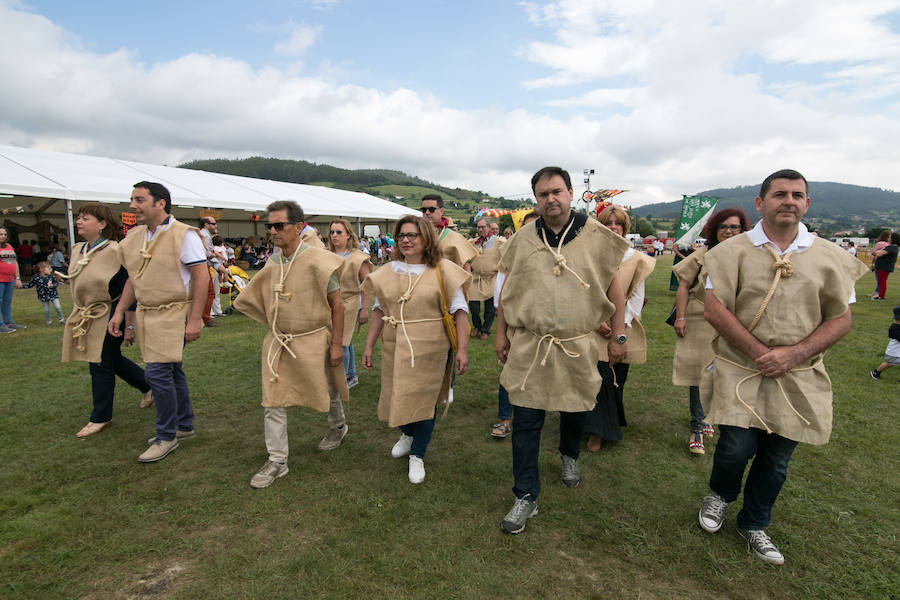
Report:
495,166,628,534
109,181,207,462
234,200,349,489
468,218,503,340
697,169,867,563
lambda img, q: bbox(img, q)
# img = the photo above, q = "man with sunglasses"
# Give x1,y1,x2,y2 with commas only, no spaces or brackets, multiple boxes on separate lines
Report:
420,195,477,270
235,201,349,489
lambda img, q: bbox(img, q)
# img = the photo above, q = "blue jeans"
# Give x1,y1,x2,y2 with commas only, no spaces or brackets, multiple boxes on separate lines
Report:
497,385,512,421
511,405,586,500
342,344,356,379
0,280,14,324
689,386,708,434
709,425,798,529
41,298,64,322
399,418,435,458
144,362,194,441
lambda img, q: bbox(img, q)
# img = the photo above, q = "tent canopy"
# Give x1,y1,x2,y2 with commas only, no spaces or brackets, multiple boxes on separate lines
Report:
0,145,418,221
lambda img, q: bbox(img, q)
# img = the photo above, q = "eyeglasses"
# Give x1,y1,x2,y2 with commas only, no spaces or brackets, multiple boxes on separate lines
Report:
329,230,347,235
718,224,742,232
396,232,421,241
267,222,295,232
419,206,438,213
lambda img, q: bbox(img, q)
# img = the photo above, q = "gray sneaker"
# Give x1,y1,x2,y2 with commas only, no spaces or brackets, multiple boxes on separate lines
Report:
699,493,729,533
346,376,359,389
0,325,14,333
738,527,785,565
6,323,26,329
250,460,289,489
560,453,581,487
501,496,539,535
318,424,348,450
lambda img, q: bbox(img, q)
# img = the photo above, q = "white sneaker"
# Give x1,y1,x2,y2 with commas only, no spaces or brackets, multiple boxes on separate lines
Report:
447,388,454,404
391,433,413,458
408,455,425,484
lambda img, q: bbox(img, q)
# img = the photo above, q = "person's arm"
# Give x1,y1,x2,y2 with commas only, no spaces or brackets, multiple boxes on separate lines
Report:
674,278,690,337
357,261,372,325
362,307,385,370
108,279,136,338
454,308,468,374
704,291,770,362
754,309,852,377
327,289,344,367
494,283,510,364
184,263,208,342
606,273,627,365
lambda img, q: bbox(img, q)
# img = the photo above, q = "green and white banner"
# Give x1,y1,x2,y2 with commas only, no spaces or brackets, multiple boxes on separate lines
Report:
674,195,718,247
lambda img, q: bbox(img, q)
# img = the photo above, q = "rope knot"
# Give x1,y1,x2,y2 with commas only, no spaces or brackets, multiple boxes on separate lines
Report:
551,254,567,276
398,291,412,304
772,257,794,278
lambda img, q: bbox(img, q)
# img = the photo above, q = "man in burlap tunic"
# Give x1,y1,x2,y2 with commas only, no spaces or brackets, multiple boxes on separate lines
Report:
697,170,868,564
495,167,628,535
235,201,349,489
468,218,505,339
420,194,477,270
109,182,209,463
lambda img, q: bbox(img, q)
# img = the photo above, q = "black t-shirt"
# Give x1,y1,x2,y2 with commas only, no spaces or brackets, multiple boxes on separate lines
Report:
535,211,588,247
889,323,900,343
874,244,898,273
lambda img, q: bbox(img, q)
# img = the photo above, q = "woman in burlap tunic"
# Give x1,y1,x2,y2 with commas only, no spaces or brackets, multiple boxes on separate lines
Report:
328,219,372,389
61,203,152,438
672,208,749,454
362,216,471,485
585,205,656,451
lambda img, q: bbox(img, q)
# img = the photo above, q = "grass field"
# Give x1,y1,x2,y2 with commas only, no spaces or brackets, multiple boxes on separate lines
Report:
2,256,898,599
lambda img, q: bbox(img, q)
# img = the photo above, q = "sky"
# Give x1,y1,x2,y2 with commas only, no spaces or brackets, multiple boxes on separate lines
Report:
2,0,900,206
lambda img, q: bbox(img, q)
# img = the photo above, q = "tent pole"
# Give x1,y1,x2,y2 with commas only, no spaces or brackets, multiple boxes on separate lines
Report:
356,216,361,239
65,199,75,256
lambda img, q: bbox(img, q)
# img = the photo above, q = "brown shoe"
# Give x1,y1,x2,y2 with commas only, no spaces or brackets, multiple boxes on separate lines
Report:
76,421,112,438
138,438,179,463
139,390,154,409
586,435,604,452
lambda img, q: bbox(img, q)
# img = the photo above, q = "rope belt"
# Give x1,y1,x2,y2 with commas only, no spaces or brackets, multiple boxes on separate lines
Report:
540,219,591,289
382,263,431,368
137,300,190,312
518,330,592,391
69,301,111,352
713,353,818,434
266,325,327,383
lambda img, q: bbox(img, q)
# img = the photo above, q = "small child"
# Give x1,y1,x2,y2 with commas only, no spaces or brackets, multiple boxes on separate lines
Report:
22,261,65,325
870,305,900,382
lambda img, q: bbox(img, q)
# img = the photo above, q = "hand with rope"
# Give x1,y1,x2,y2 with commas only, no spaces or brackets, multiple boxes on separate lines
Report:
755,346,801,378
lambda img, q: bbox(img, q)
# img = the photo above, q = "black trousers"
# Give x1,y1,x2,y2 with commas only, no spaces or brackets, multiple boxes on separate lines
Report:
88,331,151,423
468,298,495,334
512,405,587,500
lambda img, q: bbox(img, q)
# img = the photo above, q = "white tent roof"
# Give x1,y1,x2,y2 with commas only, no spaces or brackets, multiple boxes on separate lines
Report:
0,145,418,220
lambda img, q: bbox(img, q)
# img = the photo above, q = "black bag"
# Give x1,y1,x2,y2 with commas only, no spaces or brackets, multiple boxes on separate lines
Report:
665,304,677,327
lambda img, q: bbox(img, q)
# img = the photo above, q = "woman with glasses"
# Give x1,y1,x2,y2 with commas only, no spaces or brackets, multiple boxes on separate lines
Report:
327,219,372,391
361,216,471,484
61,203,153,437
672,208,750,455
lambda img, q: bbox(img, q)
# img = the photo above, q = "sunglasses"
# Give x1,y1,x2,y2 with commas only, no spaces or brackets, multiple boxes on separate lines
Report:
396,232,421,241
419,206,438,213
267,222,295,232
329,230,347,235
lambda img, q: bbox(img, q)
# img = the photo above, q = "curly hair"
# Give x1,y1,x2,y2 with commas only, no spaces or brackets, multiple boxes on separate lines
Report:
703,208,751,249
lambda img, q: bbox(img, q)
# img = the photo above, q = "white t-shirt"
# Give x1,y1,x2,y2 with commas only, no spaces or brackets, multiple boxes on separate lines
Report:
372,262,468,314
146,217,207,294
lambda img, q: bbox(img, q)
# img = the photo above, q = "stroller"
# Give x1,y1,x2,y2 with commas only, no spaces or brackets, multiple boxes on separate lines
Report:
220,265,250,315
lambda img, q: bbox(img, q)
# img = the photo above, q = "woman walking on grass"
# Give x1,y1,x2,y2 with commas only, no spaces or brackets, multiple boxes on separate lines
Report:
872,232,899,301
362,216,470,484
672,208,750,455
60,203,153,438
0,227,24,333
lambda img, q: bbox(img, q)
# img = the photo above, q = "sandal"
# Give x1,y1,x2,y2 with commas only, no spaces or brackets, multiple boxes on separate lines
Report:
139,390,154,409
491,422,512,438
586,435,604,452
689,433,705,455
76,421,111,438
702,423,715,437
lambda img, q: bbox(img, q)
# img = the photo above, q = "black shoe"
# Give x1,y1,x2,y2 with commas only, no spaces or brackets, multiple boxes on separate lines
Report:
871,370,881,380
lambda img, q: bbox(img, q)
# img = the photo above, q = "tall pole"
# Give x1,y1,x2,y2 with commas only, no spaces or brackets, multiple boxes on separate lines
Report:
65,198,75,256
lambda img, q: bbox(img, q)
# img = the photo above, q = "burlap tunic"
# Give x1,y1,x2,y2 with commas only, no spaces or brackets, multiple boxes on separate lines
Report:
234,245,349,409
499,220,628,411
361,259,471,427
671,247,716,386
119,220,200,363
596,250,656,364
438,228,478,269
61,241,122,363
701,235,868,445
469,237,506,301
337,249,371,347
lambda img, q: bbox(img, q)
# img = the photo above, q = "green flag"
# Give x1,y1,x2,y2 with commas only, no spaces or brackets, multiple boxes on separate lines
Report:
674,195,718,247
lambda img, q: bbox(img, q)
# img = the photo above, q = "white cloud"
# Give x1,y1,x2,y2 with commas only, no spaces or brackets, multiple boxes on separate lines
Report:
273,22,321,57
1,1,899,207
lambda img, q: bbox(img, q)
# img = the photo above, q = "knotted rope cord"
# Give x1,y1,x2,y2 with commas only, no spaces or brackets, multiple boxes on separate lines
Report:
265,245,327,382
518,330,592,391
69,300,113,352
380,261,438,368
55,239,111,280
539,219,591,289
134,228,167,278
138,300,190,312
717,243,809,432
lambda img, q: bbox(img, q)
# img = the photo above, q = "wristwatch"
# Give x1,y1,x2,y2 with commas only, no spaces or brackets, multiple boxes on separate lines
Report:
614,333,627,344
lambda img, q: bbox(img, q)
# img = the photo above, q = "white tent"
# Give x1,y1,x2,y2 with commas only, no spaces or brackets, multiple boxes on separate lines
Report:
0,145,419,248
